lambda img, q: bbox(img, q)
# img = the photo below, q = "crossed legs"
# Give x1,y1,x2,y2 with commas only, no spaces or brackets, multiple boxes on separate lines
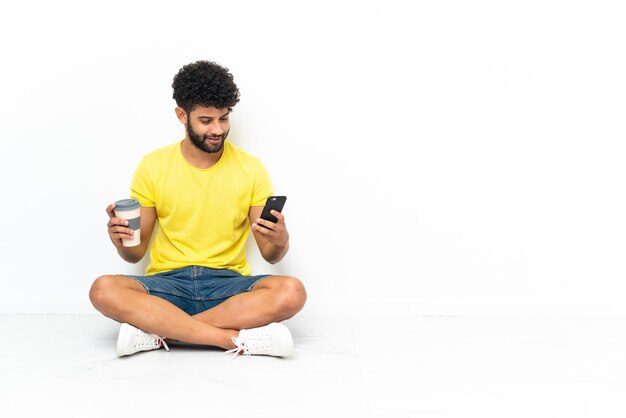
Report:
89,274,306,350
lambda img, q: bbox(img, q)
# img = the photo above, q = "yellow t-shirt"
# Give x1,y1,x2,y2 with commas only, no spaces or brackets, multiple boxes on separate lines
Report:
130,140,273,276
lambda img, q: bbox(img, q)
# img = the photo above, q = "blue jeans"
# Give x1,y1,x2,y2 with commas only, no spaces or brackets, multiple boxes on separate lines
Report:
129,266,270,316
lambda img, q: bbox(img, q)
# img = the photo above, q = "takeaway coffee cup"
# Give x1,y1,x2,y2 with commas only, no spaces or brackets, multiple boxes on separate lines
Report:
114,199,141,247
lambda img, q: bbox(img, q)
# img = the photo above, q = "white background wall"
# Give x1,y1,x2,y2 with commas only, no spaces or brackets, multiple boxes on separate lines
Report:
0,0,624,317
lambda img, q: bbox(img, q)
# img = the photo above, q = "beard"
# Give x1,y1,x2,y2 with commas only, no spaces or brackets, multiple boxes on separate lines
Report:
187,119,229,154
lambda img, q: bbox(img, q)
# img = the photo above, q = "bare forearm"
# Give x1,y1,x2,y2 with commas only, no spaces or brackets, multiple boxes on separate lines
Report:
263,241,289,264
117,245,148,264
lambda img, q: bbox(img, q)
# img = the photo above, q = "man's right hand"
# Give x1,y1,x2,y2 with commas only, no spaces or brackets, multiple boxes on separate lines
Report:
106,203,156,263
106,203,135,249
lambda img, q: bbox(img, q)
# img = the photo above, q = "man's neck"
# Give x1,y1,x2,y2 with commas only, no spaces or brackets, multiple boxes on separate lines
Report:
180,138,224,169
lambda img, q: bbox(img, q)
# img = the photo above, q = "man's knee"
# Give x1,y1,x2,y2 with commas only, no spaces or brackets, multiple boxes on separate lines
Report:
89,275,117,309
275,276,307,317
89,275,142,312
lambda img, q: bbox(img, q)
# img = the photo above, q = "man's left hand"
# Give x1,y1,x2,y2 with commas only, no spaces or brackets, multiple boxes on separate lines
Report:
252,210,290,248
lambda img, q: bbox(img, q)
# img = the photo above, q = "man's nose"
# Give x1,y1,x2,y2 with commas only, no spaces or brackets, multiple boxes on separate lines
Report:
209,120,224,135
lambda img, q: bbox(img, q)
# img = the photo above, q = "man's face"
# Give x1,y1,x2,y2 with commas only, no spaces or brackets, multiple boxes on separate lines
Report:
186,106,231,154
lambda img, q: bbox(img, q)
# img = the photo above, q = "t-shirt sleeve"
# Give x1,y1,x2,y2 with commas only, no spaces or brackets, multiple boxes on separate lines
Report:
130,157,156,207
251,160,274,206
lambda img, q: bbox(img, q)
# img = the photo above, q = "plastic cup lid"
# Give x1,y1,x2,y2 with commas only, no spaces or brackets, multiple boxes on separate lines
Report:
115,199,140,211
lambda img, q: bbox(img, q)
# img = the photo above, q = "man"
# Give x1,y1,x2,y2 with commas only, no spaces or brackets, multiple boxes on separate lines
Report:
89,61,306,358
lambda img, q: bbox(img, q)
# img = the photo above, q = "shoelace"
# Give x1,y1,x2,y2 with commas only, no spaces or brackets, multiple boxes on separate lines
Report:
135,331,170,352
225,337,249,360
225,335,274,360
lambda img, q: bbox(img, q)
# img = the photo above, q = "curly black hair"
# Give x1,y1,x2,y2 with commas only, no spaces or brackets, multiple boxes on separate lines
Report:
172,61,240,113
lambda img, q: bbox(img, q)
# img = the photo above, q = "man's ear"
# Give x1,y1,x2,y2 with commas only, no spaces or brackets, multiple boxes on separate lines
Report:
175,107,187,124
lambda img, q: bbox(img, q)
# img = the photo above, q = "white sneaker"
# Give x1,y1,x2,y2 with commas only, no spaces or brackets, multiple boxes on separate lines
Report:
225,322,293,359
116,323,170,357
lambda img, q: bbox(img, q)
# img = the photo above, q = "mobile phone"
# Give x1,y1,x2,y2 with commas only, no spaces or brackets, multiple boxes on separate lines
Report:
260,195,287,225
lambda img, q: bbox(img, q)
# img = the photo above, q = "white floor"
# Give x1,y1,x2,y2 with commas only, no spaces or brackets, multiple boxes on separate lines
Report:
0,314,624,418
